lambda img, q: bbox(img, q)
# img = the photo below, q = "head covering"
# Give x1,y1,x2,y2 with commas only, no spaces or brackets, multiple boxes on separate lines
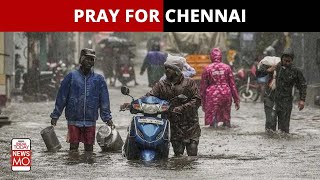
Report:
210,48,222,63
150,41,160,51
164,54,184,73
79,48,96,64
281,48,294,60
80,48,96,58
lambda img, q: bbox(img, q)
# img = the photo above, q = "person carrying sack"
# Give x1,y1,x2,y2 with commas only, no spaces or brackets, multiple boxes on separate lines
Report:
256,48,307,133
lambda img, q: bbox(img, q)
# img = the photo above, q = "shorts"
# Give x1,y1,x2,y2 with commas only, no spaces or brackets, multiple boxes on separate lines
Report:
68,125,96,145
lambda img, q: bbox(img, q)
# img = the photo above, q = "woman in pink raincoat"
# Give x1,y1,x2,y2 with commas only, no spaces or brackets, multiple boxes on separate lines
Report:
200,48,240,127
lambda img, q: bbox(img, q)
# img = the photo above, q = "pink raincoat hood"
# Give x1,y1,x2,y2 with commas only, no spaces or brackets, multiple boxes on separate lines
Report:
210,48,222,63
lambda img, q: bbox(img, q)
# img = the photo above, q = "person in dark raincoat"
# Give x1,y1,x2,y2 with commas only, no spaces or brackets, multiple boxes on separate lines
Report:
146,55,201,156
95,46,116,85
256,48,307,133
140,42,167,87
50,48,114,152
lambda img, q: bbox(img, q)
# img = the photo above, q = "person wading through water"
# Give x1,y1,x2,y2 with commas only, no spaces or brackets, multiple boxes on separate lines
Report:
50,48,114,153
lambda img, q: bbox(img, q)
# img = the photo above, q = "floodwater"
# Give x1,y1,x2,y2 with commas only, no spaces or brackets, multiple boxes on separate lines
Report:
1,63,320,179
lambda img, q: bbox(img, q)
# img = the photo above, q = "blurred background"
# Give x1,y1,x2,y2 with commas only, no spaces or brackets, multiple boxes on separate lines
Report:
1,32,320,107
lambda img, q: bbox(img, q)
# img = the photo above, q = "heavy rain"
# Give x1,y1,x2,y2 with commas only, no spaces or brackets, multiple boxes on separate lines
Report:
1,32,320,179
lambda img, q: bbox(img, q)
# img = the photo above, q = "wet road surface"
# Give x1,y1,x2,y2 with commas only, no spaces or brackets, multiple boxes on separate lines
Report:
1,67,320,180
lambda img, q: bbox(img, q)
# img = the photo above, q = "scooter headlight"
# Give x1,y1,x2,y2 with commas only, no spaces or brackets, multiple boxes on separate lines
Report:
132,103,142,111
141,103,160,114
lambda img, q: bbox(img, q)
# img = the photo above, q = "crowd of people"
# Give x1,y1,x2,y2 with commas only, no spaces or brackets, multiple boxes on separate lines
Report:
49,38,307,156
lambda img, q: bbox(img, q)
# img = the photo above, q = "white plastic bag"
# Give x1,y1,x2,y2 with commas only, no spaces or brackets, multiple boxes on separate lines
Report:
257,56,280,69
258,56,280,90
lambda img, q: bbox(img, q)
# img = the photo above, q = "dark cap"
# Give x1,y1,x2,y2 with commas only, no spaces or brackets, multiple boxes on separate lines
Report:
80,48,96,57
281,48,294,59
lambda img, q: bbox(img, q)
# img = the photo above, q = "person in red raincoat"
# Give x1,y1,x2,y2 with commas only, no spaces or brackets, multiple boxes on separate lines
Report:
200,48,240,128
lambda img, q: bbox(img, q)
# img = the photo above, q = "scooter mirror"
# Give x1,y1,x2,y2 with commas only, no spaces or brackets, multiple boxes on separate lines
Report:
121,86,130,95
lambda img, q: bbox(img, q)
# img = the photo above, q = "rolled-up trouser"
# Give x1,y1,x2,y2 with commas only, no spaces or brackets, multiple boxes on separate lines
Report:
171,139,199,156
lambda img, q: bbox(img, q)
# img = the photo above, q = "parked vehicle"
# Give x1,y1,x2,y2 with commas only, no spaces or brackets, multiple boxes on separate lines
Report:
114,59,135,87
46,60,67,86
22,60,66,101
235,63,262,102
120,86,172,161
97,35,137,86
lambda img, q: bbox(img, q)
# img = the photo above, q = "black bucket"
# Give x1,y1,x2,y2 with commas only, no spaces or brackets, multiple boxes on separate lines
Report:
40,126,62,152
96,126,124,152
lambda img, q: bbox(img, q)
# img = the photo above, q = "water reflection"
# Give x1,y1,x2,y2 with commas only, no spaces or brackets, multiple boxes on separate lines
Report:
65,151,96,165
264,131,302,140
126,156,199,170
163,156,199,170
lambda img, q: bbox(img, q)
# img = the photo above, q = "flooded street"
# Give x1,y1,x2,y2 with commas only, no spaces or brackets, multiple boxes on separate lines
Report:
1,68,320,180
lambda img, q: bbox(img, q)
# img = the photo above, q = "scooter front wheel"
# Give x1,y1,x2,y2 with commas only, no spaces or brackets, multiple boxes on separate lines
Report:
123,136,139,160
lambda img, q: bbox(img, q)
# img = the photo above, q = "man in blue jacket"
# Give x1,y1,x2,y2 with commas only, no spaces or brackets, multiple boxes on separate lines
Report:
50,48,114,152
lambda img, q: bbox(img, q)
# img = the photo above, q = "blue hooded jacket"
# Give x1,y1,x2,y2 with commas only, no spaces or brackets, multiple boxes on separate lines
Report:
50,69,112,127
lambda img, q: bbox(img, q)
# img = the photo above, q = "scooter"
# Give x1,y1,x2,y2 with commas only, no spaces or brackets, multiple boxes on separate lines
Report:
22,68,57,101
115,63,135,86
120,86,182,161
112,49,137,87
235,63,261,102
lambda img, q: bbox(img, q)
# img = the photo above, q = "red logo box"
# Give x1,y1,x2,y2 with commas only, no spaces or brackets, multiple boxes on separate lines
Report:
11,138,31,171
